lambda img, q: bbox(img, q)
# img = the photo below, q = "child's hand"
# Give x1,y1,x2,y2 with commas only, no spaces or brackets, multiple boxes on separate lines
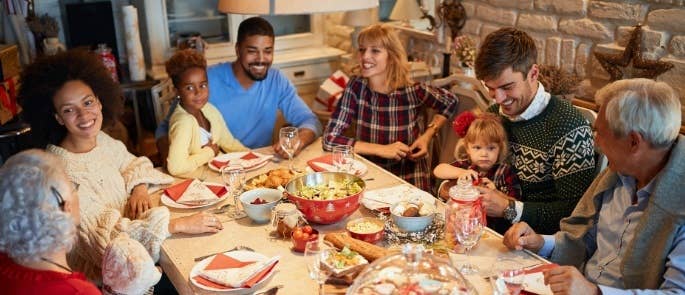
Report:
203,142,220,155
458,169,479,183
480,177,496,189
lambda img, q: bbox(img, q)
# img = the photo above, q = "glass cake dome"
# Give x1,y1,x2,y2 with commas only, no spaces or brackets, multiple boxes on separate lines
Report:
346,244,477,295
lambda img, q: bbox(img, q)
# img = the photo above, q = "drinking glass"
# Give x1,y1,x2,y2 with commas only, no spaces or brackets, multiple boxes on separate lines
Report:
279,127,301,172
454,212,483,275
304,239,333,295
220,164,247,219
332,145,354,173
494,258,524,295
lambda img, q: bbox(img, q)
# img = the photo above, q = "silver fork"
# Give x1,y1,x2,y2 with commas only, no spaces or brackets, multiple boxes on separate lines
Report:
193,245,255,262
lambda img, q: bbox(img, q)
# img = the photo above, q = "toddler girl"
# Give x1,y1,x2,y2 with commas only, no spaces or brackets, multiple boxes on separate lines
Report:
434,110,520,233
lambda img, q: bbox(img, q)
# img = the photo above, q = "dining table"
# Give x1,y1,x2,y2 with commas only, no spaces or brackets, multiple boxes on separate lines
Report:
152,138,549,295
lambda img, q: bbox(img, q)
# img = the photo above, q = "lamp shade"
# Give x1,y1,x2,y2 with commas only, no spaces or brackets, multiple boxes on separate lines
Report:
389,0,422,21
218,0,379,15
342,8,377,27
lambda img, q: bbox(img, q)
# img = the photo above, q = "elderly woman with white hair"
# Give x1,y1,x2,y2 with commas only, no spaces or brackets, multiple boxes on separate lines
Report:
0,149,101,294
503,78,685,294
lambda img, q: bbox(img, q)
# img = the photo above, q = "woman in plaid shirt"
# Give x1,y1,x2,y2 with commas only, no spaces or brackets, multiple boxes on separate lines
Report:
323,24,457,192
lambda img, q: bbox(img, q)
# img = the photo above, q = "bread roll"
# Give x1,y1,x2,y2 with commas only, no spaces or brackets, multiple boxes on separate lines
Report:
324,232,389,262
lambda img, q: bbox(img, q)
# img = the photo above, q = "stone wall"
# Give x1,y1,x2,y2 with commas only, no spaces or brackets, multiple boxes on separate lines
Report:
326,0,685,112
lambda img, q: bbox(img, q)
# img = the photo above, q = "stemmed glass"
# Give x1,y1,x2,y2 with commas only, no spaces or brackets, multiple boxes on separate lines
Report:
220,164,247,219
332,145,354,174
454,211,483,275
304,239,333,295
279,127,301,172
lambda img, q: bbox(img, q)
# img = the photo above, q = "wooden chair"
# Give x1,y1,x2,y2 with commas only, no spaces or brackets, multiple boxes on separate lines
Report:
573,105,608,176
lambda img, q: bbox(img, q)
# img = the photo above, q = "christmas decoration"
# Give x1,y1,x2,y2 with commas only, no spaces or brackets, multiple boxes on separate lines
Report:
538,65,581,97
452,111,476,137
594,24,673,81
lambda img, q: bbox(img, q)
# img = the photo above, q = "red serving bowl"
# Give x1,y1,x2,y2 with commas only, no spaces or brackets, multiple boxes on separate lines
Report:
284,172,366,224
346,217,385,244
291,228,320,252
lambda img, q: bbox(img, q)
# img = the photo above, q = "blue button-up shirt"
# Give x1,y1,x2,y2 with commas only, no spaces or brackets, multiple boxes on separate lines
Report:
539,173,685,294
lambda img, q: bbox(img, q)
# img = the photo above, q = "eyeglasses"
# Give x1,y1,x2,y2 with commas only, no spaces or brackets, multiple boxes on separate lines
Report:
50,182,79,210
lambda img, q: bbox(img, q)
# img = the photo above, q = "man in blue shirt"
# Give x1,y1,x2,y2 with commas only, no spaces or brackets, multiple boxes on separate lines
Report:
156,17,322,158
502,78,685,294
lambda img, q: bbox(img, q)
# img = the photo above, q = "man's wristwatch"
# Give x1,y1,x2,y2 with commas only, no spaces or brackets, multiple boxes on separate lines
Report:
503,199,517,222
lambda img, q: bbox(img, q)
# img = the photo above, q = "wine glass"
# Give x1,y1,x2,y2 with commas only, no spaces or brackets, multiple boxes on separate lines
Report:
332,145,354,173
220,164,247,219
279,127,301,172
454,212,483,275
494,258,524,295
304,239,333,295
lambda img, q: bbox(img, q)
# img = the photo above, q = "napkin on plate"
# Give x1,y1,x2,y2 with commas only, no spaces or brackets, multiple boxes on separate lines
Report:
307,154,335,172
519,264,558,295
194,254,280,289
211,151,267,169
164,179,227,202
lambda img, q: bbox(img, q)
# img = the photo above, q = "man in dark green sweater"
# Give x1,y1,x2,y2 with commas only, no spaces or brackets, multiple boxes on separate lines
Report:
473,27,596,234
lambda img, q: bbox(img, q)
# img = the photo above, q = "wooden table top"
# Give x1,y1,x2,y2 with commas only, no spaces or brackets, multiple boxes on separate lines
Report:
153,138,546,294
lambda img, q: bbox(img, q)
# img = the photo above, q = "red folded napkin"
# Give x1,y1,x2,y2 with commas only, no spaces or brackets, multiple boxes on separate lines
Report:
241,151,259,160
211,152,261,169
307,154,333,172
211,159,229,169
163,179,227,201
192,254,278,289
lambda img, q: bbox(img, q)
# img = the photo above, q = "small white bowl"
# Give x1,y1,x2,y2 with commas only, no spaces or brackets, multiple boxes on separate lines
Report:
239,188,282,223
390,202,435,232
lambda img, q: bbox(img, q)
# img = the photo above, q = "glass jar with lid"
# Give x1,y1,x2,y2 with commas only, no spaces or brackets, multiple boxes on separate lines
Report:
346,244,476,294
270,203,305,238
445,178,484,250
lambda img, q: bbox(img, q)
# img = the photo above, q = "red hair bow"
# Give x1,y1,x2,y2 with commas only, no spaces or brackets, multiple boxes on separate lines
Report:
452,111,477,137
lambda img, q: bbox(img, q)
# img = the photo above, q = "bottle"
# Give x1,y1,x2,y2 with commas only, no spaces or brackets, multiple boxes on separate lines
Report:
445,177,485,250
95,43,119,82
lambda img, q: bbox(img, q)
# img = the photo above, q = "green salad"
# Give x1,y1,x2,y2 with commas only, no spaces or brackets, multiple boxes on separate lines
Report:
297,179,362,200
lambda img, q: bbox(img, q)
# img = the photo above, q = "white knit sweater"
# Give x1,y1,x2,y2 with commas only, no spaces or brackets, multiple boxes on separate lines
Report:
47,132,174,283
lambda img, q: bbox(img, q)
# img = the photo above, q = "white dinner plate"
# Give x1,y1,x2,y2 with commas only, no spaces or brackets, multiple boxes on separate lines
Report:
208,151,273,172
306,159,368,176
190,250,276,293
361,184,436,211
160,181,229,209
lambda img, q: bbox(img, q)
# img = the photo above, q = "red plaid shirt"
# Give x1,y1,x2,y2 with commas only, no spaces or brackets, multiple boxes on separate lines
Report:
323,76,457,191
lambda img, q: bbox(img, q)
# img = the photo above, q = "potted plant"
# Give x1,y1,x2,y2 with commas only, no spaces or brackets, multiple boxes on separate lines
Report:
27,14,64,55
452,35,476,76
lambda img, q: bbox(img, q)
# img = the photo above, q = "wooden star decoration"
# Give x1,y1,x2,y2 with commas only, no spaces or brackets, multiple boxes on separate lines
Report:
594,24,674,81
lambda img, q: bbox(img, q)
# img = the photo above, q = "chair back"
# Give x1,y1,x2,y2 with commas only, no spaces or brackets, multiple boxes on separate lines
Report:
574,105,608,175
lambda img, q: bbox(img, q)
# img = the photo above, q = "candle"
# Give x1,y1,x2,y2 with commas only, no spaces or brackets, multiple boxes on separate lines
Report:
445,34,452,53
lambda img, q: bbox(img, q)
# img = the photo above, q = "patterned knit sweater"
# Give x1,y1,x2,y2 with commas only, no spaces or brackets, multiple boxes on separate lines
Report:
47,132,174,283
488,96,595,234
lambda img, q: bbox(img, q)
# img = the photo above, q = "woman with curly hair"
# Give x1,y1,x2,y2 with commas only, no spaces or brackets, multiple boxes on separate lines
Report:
18,50,224,282
165,49,246,177
0,149,101,294
323,24,457,192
